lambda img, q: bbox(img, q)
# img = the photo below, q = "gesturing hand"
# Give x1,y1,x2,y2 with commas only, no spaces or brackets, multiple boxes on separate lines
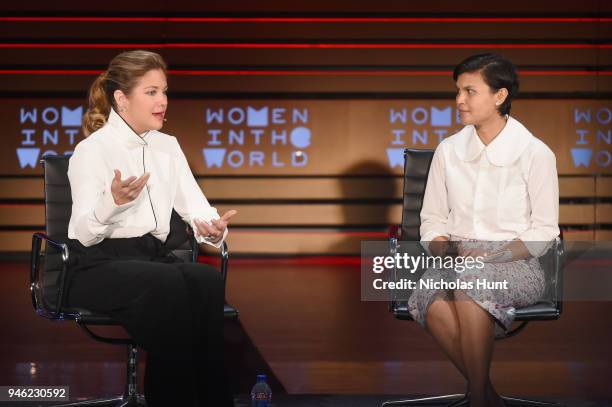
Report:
194,210,238,244
111,169,151,206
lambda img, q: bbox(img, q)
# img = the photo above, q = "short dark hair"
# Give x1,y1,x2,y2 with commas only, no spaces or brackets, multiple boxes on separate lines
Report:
453,53,519,116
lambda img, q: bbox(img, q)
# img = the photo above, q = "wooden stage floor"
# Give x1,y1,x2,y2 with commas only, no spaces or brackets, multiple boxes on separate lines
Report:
1,258,611,405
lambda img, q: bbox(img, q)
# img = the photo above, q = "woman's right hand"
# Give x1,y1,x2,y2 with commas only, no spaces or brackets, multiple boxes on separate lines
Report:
111,169,150,205
429,236,450,256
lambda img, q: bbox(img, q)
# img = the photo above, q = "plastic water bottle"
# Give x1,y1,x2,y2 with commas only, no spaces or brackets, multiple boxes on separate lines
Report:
250,374,272,406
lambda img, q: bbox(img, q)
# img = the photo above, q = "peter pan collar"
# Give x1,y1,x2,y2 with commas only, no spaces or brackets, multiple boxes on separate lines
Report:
451,116,533,167
107,108,150,147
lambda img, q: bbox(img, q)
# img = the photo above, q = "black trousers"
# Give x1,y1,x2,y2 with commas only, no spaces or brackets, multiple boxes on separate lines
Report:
65,235,233,407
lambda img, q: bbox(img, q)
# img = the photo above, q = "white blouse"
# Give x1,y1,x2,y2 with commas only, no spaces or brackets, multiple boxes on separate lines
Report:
68,108,226,248
420,116,560,257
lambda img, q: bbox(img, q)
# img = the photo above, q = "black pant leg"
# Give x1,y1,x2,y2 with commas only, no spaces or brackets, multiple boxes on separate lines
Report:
67,260,198,356
175,263,234,407
67,260,202,405
144,352,198,407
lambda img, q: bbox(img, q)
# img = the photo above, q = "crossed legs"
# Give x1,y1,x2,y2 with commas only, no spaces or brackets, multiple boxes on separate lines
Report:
425,290,504,407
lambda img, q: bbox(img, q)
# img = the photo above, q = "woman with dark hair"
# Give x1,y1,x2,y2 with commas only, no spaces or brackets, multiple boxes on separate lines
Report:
411,53,559,407
66,50,236,407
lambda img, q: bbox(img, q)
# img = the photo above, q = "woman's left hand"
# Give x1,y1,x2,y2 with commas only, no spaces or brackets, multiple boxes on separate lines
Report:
194,210,238,244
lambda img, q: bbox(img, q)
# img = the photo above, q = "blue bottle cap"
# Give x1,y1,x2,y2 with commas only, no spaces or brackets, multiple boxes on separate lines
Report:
256,374,268,382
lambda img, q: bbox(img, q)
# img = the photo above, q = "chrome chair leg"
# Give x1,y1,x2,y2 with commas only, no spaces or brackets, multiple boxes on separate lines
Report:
115,345,145,407
381,393,466,406
125,345,138,399
51,344,147,407
445,394,469,406
502,396,564,406
52,398,124,406
52,393,145,407
381,391,564,407
114,393,146,407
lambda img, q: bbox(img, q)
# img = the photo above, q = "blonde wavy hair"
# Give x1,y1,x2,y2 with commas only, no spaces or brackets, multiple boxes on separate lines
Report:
83,50,167,136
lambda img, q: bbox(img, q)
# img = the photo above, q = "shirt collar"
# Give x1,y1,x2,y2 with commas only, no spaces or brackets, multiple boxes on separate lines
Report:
107,108,150,147
452,116,533,167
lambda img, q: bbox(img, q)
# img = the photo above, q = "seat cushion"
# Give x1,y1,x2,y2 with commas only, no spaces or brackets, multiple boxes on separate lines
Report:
513,302,560,321
63,304,239,325
391,301,560,322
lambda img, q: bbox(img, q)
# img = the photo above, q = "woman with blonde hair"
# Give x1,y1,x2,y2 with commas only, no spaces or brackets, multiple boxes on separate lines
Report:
66,50,236,406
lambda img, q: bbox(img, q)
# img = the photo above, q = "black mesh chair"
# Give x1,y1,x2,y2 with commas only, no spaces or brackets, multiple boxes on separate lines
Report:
30,155,238,406
381,148,564,407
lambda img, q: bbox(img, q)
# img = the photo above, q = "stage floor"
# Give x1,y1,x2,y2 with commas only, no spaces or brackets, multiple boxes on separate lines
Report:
1,258,611,405
4,395,611,407
233,395,610,406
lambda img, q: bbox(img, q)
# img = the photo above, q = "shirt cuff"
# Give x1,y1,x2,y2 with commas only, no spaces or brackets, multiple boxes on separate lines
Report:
419,231,450,255
93,191,136,225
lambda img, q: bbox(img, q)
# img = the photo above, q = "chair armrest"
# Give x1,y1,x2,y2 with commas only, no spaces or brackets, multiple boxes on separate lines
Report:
188,236,229,285
553,237,565,316
387,226,401,313
388,225,401,241
220,241,229,283
31,233,70,318
388,225,401,256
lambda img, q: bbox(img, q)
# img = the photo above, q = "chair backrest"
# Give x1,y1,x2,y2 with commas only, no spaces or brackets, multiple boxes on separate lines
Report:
43,155,72,239
31,156,71,316
400,149,435,241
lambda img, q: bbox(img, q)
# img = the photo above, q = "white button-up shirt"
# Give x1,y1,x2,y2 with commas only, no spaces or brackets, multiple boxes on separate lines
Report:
420,116,560,257
68,108,226,247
